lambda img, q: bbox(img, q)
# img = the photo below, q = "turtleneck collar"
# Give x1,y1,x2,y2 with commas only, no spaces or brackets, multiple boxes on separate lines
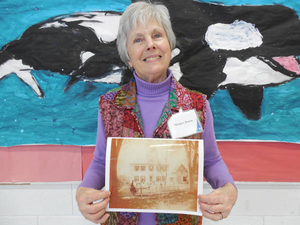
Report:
133,69,172,96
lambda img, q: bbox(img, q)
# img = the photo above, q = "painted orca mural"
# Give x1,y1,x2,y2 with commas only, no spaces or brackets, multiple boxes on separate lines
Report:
0,11,132,98
154,0,300,120
1,0,300,120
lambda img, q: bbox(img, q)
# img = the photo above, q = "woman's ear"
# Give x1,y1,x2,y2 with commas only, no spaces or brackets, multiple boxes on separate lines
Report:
128,61,134,70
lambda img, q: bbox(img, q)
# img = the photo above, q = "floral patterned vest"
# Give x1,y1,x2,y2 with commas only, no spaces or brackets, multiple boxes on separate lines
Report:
99,75,206,225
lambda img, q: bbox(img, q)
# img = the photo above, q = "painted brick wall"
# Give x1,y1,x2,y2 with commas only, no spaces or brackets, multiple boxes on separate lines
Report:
0,182,299,225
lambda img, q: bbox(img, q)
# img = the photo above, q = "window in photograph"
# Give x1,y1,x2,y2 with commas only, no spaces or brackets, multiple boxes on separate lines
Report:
141,166,146,171
183,176,188,182
149,176,153,182
156,176,161,182
141,176,146,182
149,165,154,171
134,166,139,171
156,166,161,172
134,176,139,182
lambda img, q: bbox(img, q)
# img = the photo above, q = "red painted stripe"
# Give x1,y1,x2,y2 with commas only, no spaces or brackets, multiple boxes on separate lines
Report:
218,141,300,182
82,146,95,178
0,145,82,182
0,142,299,182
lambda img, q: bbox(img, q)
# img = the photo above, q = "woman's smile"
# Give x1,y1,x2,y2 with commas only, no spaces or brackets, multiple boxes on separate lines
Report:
143,55,162,62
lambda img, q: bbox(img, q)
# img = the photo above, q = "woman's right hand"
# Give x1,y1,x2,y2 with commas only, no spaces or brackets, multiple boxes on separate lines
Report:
76,187,111,224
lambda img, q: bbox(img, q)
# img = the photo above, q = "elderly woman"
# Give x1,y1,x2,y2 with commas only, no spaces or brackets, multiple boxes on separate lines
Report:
76,1,237,224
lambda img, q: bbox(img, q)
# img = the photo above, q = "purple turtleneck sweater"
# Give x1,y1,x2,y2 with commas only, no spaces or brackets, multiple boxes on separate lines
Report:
79,70,235,224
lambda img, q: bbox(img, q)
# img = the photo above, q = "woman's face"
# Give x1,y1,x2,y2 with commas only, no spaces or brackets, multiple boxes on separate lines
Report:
126,18,171,83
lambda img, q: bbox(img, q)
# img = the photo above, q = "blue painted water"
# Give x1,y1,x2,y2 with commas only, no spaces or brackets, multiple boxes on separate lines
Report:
0,71,117,146
210,79,300,143
0,0,299,146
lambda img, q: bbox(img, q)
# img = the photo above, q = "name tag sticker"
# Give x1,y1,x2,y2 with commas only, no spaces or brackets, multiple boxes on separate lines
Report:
167,108,203,139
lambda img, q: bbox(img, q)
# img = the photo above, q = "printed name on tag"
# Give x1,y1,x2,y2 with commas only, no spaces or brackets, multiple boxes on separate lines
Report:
167,108,203,139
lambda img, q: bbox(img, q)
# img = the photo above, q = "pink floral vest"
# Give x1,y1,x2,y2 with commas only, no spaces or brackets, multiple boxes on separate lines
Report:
100,76,206,225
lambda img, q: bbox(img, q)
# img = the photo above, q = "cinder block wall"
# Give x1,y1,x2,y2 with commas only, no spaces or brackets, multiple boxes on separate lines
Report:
0,182,299,225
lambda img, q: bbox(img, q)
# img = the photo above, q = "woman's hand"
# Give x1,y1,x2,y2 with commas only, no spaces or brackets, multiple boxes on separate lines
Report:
198,183,238,221
76,187,111,224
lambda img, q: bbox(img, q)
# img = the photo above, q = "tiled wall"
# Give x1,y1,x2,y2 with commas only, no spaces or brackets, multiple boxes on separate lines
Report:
0,182,299,225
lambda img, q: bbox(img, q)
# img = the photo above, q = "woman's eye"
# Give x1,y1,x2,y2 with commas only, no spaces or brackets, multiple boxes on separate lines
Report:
154,34,162,38
134,38,142,43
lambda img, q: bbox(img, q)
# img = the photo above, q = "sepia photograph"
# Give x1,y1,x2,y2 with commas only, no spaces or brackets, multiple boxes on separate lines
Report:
105,137,203,215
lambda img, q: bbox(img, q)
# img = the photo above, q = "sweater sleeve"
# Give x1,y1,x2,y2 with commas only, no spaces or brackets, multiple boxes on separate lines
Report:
78,110,106,190
202,100,236,189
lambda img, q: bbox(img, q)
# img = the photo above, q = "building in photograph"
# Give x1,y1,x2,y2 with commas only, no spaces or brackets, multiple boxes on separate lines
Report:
174,164,189,184
129,163,189,187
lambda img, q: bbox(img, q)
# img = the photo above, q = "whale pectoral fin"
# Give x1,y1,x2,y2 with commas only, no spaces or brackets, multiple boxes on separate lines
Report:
227,85,264,120
17,69,45,98
0,59,44,98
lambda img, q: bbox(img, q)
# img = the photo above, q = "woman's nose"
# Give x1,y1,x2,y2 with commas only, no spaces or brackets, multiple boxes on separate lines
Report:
146,38,156,50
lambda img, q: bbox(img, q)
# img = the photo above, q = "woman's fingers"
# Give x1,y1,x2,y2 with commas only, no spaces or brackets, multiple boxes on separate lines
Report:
199,201,222,213
198,183,237,221
200,209,224,222
79,188,110,205
76,187,111,223
84,200,110,223
88,197,110,213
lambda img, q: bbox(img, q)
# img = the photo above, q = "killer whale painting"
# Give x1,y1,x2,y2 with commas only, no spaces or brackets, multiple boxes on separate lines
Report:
158,0,300,120
0,11,131,98
0,0,299,146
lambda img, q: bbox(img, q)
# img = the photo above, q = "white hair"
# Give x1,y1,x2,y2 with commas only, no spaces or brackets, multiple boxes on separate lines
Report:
117,1,176,67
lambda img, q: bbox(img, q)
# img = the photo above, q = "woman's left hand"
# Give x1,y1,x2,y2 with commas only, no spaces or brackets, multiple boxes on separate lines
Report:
198,183,238,221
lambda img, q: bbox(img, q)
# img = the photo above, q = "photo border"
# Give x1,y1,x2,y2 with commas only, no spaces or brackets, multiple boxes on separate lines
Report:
105,137,203,216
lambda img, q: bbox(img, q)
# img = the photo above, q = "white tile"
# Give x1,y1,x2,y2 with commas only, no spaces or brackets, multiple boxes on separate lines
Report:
264,216,300,225
1,181,300,225
39,216,95,225
232,185,300,216
202,216,263,225
0,216,38,225
0,184,73,216
203,182,300,217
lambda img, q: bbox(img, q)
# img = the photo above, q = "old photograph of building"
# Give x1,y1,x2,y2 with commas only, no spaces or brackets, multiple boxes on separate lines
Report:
105,138,203,215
